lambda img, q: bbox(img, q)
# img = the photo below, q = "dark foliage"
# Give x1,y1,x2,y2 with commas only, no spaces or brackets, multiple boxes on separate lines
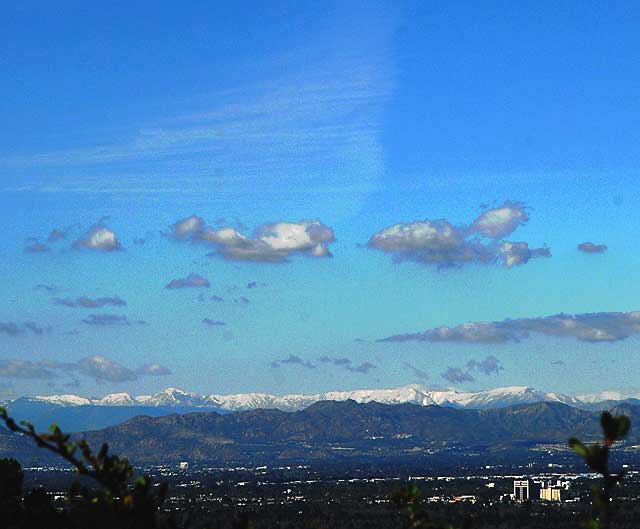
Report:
0,406,173,529
570,411,631,528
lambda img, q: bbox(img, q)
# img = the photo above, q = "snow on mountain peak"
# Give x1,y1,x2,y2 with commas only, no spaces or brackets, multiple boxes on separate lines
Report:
576,389,640,403
97,393,135,406
28,384,623,411
35,394,93,407
161,387,194,395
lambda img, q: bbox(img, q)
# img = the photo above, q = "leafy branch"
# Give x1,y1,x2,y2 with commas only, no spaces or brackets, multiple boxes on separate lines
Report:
569,411,630,529
391,484,455,529
0,406,168,528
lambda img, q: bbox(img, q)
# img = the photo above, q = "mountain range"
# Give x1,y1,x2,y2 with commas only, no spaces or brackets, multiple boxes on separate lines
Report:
26,384,640,411
3,399,639,466
3,384,639,434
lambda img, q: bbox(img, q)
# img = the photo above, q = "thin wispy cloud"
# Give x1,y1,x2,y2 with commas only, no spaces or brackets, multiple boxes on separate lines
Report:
53,296,126,309
35,284,58,293
24,242,51,253
165,274,210,289
380,311,640,344
348,361,377,374
23,225,74,254
202,318,226,327
82,314,145,326
1,4,395,195
0,382,16,399
197,293,224,302
0,356,172,382
136,363,172,376
318,356,377,374
578,241,608,253
72,356,170,381
0,321,50,337
48,229,65,242
442,367,475,384
271,355,316,369
402,361,429,382
0,360,56,379
440,355,503,385
466,355,504,376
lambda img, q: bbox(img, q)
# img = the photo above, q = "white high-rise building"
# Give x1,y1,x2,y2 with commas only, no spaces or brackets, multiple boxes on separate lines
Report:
513,480,529,501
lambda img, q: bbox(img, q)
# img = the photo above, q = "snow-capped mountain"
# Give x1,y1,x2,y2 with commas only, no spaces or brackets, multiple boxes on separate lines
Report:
33,384,589,411
35,388,209,408
437,386,581,409
96,392,137,406
204,385,583,411
137,388,206,407
575,389,640,403
34,394,94,407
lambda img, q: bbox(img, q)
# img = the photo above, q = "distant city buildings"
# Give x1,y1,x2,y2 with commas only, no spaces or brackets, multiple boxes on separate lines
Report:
540,487,562,501
538,479,569,501
512,479,567,502
513,480,530,501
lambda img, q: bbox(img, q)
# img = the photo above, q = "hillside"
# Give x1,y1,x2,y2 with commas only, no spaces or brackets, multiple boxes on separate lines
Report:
3,400,637,466
73,400,638,464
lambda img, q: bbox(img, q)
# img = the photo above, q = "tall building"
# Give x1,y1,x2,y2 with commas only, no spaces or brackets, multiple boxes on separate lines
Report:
540,486,562,501
513,480,530,501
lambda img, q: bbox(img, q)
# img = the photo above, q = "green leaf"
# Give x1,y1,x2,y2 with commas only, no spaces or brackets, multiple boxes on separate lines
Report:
585,444,608,475
601,412,630,442
569,438,588,457
585,519,600,529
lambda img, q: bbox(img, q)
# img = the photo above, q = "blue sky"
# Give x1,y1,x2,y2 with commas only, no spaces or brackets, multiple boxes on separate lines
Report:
2,0,640,399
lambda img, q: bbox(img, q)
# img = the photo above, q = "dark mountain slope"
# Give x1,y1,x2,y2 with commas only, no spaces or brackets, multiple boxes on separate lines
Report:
2,400,636,465
2,398,225,432
74,400,623,463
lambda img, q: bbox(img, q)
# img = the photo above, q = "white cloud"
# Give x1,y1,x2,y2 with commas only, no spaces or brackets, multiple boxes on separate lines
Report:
136,363,172,376
368,220,463,253
74,224,121,251
499,241,550,268
76,355,136,382
173,217,335,262
381,311,640,344
469,201,528,238
170,215,204,239
369,202,549,268
165,274,210,289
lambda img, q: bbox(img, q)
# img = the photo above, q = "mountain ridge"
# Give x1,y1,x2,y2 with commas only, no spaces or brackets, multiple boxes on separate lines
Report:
3,399,639,465
24,384,625,411
69,400,640,464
